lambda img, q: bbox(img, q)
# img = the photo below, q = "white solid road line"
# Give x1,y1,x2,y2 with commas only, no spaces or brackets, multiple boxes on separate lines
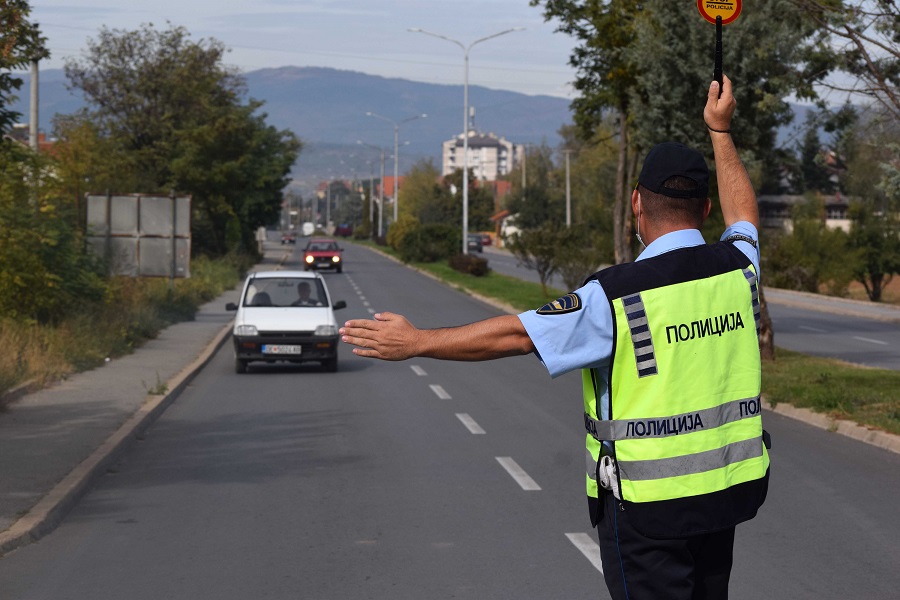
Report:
565,533,604,574
430,384,452,400
410,365,427,377
495,457,541,491
455,413,486,434
853,336,888,346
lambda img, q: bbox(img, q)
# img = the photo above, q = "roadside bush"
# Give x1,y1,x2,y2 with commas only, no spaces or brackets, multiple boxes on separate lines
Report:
399,223,460,263
386,214,420,251
0,142,108,324
449,253,490,277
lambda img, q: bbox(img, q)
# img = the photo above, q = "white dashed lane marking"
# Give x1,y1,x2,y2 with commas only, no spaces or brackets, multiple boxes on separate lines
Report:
566,533,604,574
429,384,452,400
410,365,427,376
455,413,486,434
853,336,888,346
495,457,541,491
799,325,826,333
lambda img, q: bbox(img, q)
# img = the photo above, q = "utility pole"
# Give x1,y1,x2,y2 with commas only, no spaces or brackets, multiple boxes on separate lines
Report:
29,59,39,151
564,149,572,227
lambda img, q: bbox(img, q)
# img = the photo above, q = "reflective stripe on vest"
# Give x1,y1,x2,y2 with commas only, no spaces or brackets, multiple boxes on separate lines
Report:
622,293,658,377
584,395,763,441
744,267,761,335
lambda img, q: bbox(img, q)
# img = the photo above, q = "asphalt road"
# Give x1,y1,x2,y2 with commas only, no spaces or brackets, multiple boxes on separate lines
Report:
0,243,897,599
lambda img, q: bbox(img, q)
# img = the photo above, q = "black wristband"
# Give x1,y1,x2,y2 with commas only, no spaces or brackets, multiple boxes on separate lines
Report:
706,123,731,134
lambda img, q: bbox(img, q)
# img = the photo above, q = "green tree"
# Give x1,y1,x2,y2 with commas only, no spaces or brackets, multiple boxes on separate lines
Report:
531,0,643,264
532,1,821,261
848,202,900,302
63,23,300,256
556,224,612,291
833,107,900,301
506,224,564,296
504,144,565,229
0,142,106,323
794,113,837,194
765,197,856,294
399,159,451,223
0,0,47,133
793,0,899,123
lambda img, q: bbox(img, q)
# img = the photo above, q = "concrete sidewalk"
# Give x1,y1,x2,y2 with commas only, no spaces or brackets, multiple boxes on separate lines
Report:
0,240,290,556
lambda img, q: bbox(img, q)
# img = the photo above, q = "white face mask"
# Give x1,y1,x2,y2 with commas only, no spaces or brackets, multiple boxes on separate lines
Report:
635,198,645,248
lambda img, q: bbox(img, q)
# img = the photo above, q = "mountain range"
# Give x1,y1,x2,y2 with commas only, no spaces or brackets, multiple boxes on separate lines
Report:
9,66,817,198
9,66,574,194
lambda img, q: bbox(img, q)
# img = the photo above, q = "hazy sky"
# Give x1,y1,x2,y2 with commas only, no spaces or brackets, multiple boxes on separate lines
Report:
31,1,578,98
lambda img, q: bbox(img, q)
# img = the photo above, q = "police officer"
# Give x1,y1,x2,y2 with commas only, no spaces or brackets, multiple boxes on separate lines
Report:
340,74,767,600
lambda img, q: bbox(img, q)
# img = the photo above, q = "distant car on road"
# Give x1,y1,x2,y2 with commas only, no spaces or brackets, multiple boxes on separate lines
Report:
333,223,353,237
225,270,346,373
303,238,344,273
467,234,483,253
280,231,296,245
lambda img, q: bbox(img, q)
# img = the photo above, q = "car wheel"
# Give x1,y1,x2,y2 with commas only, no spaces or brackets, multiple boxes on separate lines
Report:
323,356,338,372
235,358,248,374
337,266,343,273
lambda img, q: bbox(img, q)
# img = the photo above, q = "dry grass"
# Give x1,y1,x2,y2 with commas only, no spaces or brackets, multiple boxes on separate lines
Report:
0,254,247,398
842,277,900,304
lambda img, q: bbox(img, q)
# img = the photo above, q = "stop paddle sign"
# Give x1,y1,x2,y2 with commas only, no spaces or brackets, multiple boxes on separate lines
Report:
697,0,742,25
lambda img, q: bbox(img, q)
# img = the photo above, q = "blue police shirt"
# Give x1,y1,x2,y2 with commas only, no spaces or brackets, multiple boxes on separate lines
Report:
517,222,760,421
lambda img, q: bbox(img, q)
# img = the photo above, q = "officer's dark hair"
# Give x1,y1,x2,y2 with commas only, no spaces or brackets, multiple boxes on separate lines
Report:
637,176,706,227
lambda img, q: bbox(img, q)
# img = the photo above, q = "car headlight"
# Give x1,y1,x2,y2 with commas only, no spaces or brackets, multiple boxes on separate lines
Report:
315,325,337,336
332,256,341,263
235,324,259,336
305,255,314,263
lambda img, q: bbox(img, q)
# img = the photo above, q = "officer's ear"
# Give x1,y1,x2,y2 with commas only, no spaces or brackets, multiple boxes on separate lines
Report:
631,188,641,216
701,197,712,223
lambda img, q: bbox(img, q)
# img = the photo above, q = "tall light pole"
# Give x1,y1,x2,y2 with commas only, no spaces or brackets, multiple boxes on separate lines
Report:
564,149,573,227
409,26,524,254
366,112,427,224
357,140,387,238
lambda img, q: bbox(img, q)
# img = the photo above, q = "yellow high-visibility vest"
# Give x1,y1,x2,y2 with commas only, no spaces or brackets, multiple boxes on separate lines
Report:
583,242,768,536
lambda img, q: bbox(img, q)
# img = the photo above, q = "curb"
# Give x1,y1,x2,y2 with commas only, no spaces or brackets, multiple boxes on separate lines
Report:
0,320,234,557
762,399,900,455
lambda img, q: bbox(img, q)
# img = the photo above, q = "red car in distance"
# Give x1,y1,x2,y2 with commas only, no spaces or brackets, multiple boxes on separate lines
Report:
303,238,344,273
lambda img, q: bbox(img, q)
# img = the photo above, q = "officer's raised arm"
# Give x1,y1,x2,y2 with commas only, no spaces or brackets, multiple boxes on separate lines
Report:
341,312,535,361
704,74,759,229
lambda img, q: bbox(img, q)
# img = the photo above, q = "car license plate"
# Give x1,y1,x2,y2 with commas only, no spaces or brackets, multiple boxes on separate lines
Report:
317,262,331,268
262,344,302,355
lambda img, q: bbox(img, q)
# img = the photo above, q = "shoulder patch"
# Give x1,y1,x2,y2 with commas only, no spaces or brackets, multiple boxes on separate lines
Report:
537,293,582,315
724,233,757,248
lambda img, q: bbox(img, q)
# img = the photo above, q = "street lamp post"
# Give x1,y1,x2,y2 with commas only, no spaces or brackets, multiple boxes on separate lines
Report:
409,26,524,254
357,140,388,238
366,112,427,224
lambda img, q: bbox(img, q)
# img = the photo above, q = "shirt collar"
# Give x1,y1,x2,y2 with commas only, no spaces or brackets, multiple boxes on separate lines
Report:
636,229,706,261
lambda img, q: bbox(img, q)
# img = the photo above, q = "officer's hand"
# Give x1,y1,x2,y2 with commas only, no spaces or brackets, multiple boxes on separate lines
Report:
704,74,736,132
340,312,420,361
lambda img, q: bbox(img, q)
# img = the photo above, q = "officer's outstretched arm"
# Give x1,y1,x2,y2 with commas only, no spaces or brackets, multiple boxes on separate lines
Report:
704,75,759,229
341,313,535,361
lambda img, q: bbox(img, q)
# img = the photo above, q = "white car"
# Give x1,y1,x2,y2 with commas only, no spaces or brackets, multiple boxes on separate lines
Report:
225,270,346,373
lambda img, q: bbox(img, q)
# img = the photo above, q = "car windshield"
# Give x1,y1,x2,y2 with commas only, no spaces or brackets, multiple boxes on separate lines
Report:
308,242,337,251
243,278,328,308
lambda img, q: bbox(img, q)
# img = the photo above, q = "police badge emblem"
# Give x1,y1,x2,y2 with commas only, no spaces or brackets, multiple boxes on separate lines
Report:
536,293,582,315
